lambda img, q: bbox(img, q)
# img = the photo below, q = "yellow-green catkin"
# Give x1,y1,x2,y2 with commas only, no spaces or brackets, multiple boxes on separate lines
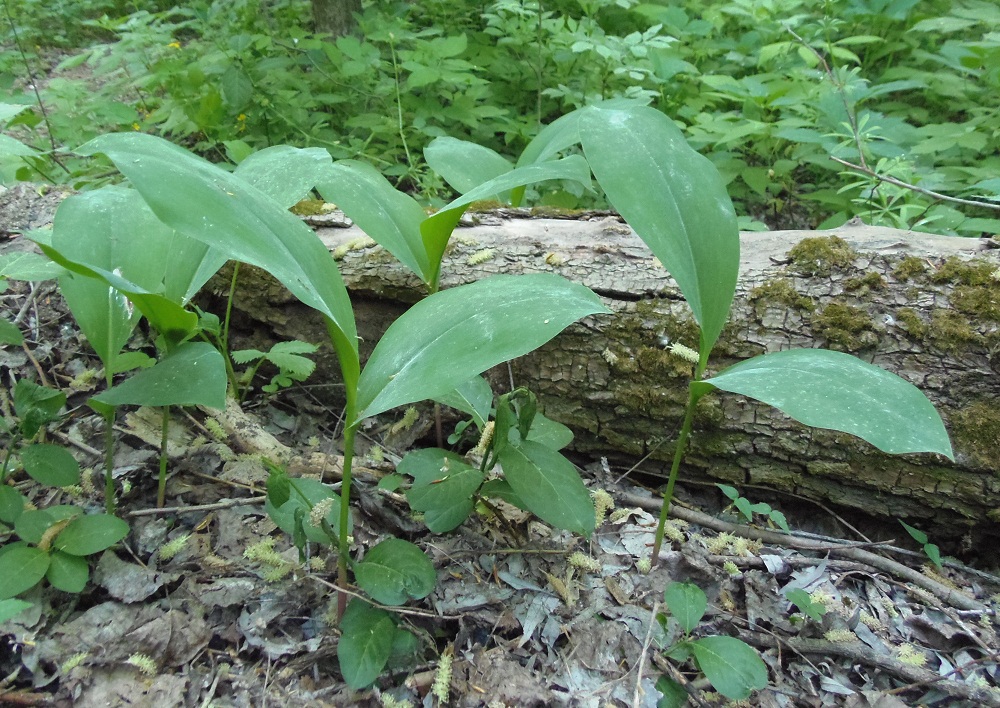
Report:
159,533,190,561
432,648,453,704
126,653,157,675
61,652,88,674
592,489,615,526
472,421,495,456
567,551,601,573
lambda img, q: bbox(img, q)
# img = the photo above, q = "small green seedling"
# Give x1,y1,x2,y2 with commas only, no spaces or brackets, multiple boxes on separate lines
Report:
717,484,790,532
900,521,944,571
656,581,768,705
231,340,319,400
784,588,827,624
0,380,128,600
394,382,594,537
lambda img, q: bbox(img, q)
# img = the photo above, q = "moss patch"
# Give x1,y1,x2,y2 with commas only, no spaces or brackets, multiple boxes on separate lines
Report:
844,271,886,293
290,199,329,216
931,256,997,286
749,278,815,312
466,199,506,213
896,307,927,338
949,401,1000,470
927,309,982,353
893,256,927,281
952,284,1000,323
530,205,587,218
788,235,856,276
811,303,877,350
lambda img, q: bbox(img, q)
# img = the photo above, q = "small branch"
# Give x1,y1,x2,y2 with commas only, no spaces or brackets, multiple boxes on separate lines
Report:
631,601,659,708
831,156,1000,212
127,496,265,517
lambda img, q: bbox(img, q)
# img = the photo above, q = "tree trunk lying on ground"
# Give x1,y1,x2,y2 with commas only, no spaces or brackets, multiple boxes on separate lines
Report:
218,212,1000,543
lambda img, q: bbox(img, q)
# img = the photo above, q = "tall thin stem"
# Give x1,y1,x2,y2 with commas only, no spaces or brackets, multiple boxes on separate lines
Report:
651,380,705,563
337,417,356,619
157,405,170,508
103,408,116,513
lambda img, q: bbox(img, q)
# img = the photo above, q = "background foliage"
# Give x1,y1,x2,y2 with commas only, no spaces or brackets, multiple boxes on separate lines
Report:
2,0,999,234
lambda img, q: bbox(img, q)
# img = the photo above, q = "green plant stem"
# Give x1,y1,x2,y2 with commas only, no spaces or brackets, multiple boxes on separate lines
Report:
651,384,702,564
1,0,68,174
387,35,414,174
157,405,170,508
221,262,243,397
337,418,357,620
0,431,20,484
103,408,116,514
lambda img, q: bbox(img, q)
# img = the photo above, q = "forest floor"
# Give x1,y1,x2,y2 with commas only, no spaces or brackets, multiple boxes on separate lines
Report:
2,184,1000,708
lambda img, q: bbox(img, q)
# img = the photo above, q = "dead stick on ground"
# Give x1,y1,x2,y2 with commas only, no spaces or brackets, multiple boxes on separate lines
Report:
631,600,659,708
620,492,988,612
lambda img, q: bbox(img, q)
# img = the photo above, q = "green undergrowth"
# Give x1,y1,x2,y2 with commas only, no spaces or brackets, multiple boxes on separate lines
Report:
2,0,1000,235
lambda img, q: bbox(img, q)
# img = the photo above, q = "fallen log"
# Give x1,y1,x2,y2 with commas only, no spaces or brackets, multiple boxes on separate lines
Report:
215,212,1000,542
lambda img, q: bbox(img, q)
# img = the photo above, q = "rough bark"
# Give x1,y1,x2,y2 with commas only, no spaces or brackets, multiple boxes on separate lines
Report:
217,212,1000,540
310,0,361,37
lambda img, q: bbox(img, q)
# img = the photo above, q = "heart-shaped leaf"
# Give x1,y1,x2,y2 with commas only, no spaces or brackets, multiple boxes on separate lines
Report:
689,635,768,700
663,582,707,634
498,439,594,536
399,448,483,532
337,599,396,689
0,544,49,599
692,349,953,458
354,538,436,606
53,514,129,556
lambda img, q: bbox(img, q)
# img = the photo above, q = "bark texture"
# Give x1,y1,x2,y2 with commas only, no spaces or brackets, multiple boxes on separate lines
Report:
310,0,360,36
218,212,1000,540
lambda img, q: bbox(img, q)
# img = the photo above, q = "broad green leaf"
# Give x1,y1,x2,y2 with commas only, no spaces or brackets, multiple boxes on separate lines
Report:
13,379,65,438
54,514,129,556
235,145,332,210
264,477,350,545
76,133,358,367
479,479,527,509
420,157,592,289
0,598,33,623
357,273,608,421
432,375,493,429
337,599,395,689
0,103,32,122
354,538,436,605
517,97,649,167
689,635,768,700
14,509,59,545
663,582,706,634
655,675,688,708
579,105,739,364
20,444,80,487
498,439,595,536
0,250,63,281
0,133,37,157
424,136,513,198
46,551,89,593
317,160,431,283
0,486,27,524
92,342,227,409
0,318,22,345
399,448,483,533
526,413,574,450
265,464,291,509
35,241,199,347
692,349,953,459
51,187,179,370
0,545,49,599
900,520,928,544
